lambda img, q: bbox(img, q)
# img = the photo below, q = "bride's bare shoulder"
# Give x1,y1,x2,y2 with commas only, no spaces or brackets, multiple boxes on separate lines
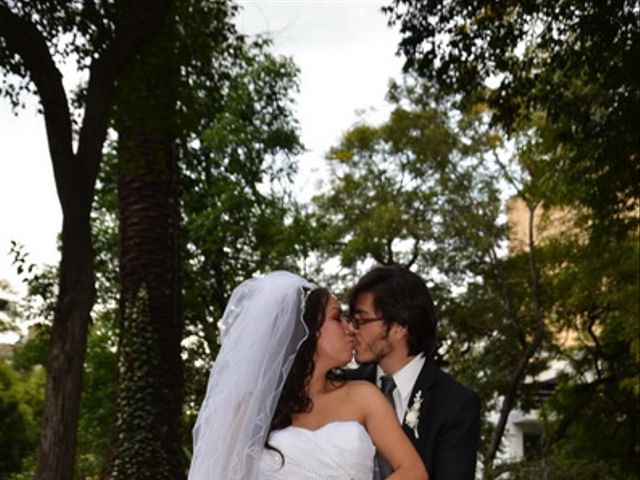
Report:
343,380,384,399
340,381,390,421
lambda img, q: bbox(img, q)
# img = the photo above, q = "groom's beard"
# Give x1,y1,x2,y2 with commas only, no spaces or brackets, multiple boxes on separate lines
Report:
353,331,392,364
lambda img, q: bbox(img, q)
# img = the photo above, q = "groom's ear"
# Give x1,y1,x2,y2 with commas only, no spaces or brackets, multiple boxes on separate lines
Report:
389,323,409,342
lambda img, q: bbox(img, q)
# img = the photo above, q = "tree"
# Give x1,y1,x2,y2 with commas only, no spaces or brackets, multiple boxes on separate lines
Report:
312,79,500,283
180,39,310,358
3,3,312,475
382,4,639,474
103,7,184,478
87,2,312,469
165,34,314,434
484,116,640,479
74,315,117,479
383,0,639,227
533,217,640,477
0,3,173,477
104,3,311,474
0,307,118,480
312,78,639,476
0,275,47,479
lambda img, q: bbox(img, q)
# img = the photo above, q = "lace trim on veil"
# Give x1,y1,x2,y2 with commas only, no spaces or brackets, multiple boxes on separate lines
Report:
188,272,315,480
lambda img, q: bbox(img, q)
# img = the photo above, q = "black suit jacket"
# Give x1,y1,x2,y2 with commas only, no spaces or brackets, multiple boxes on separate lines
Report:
347,360,481,480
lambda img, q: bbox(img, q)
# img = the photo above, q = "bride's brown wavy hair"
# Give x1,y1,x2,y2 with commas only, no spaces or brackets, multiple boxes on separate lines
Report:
266,287,344,462
269,287,329,432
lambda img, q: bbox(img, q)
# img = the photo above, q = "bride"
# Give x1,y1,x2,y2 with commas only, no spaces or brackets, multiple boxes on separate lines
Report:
188,271,428,479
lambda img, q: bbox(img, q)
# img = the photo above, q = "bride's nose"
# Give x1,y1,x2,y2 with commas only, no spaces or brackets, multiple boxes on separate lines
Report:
342,319,354,338
340,314,349,333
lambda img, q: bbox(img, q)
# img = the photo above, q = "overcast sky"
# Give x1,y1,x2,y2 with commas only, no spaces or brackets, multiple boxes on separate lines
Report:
0,0,404,294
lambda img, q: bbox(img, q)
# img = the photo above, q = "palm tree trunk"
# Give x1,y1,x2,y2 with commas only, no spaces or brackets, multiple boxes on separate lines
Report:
104,11,184,480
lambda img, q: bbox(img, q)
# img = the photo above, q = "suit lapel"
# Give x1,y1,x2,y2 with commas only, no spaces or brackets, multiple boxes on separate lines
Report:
356,360,437,452
410,357,437,400
403,359,437,452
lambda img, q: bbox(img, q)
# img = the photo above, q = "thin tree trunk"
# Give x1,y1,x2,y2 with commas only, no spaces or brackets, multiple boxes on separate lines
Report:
36,212,94,480
484,202,546,476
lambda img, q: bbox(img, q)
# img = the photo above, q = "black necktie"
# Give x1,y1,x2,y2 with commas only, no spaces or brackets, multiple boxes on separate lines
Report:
375,375,397,479
380,375,396,404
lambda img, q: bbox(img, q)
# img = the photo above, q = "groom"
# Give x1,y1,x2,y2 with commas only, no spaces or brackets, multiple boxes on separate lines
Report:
346,265,480,480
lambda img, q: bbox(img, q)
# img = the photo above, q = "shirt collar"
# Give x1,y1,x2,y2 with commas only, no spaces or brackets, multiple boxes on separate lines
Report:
377,353,425,402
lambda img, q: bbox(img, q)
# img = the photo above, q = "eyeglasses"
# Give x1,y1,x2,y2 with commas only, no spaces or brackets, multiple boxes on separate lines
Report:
345,313,384,329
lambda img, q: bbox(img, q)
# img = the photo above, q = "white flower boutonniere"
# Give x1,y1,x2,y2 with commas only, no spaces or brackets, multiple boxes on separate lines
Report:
404,390,423,438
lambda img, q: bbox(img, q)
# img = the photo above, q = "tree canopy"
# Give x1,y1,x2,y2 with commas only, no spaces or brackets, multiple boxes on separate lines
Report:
384,0,639,226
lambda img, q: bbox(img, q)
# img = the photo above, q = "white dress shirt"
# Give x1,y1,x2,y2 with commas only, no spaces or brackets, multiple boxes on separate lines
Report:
376,354,425,423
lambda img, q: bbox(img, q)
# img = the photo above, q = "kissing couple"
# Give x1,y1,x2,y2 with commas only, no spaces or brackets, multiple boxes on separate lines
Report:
188,265,480,479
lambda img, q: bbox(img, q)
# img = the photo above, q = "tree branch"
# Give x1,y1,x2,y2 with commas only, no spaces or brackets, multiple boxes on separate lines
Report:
0,5,74,203
372,250,388,266
546,376,616,446
76,0,174,200
445,157,528,349
486,201,546,469
385,236,395,265
406,237,420,268
487,244,528,349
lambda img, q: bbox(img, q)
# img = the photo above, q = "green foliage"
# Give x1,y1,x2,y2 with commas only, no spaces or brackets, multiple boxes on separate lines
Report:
384,0,639,226
0,1,95,107
108,7,185,477
0,281,49,480
0,358,44,479
312,75,639,474
382,3,639,471
110,287,174,480
0,0,173,108
499,457,618,480
10,324,50,374
176,31,313,428
75,312,117,479
0,279,20,334
536,229,640,474
312,79,503,286
312,78,537,409
8,242,58,325
0,306,117,480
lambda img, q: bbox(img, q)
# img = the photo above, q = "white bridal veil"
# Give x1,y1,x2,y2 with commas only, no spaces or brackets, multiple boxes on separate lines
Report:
188,271,315,480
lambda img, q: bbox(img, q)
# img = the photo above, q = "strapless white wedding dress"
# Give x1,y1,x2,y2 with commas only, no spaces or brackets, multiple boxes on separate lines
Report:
259,421,375,479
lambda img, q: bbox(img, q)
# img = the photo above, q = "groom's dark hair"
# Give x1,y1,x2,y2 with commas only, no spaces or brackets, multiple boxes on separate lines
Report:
348,265,438,356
